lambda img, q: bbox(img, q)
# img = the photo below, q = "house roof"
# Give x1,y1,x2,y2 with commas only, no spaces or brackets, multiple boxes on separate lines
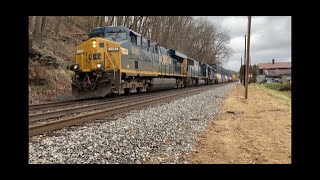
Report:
258,62,291,69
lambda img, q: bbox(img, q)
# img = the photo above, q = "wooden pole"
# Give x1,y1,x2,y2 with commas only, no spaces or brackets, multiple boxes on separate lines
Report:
249,56,251,84
245,16,252,99
243,35,246,87
240,57,242,83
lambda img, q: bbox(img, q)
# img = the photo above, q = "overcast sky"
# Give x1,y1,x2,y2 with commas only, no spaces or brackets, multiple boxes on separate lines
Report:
208,16,291,72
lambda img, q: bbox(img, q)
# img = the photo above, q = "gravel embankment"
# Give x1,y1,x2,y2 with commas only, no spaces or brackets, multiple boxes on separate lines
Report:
29,83,236,164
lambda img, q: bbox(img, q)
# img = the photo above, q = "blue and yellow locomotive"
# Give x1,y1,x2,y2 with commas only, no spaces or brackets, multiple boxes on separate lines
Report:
71,26,218,97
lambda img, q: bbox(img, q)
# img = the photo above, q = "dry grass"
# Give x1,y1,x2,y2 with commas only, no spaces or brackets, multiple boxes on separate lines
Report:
188,83,291,164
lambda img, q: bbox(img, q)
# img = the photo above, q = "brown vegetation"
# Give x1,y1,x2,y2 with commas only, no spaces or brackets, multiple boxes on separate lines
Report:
188,84,291,164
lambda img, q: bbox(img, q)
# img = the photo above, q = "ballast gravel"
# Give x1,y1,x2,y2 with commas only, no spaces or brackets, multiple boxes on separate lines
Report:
29,83,236,164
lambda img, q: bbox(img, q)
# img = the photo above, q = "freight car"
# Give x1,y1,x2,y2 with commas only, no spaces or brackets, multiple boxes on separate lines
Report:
71,26,228,97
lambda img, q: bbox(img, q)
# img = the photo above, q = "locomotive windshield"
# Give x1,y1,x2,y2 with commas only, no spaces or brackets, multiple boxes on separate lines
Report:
88,28,105,38
105,32,127,42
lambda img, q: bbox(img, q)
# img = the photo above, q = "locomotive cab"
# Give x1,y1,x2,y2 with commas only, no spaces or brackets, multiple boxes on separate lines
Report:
71,27,124,97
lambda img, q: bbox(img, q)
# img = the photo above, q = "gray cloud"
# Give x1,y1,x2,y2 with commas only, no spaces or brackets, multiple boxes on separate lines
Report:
208,16,291,71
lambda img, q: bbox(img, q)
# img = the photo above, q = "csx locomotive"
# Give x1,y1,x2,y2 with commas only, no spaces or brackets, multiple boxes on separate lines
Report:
71,26,236,97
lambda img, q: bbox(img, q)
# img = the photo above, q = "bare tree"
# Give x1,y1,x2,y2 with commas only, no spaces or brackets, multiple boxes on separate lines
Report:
33,16,43,45
123,16,131,27
108,16,115,26
55,16,64,36
96,16,103,27
59,16,232,65
116,16,124,26
211,29,232,64
87,16,94,33
29,16,36,35
41,16,46,35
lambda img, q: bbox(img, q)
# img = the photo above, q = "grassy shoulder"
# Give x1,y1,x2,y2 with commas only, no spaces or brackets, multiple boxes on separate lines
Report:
253,84,291,106
187,83,291,164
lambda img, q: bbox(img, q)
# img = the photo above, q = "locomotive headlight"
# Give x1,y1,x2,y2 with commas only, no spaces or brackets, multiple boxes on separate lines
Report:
97,63,102,68
92,41,97,48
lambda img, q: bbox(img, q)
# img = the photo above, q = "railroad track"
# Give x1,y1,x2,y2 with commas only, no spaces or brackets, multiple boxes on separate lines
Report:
29,83,232,137
29,97,97,110
29,96,122,113
29,85,212,122
29,87,194,114
29,89,196,122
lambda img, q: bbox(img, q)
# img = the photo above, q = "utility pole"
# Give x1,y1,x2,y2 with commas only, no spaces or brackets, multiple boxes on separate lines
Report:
243,35,246,87
249,56,251,84
245,16,252,99
240,57,242,83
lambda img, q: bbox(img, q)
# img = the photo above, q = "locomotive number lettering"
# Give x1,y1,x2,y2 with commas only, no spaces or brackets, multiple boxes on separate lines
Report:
132,47,139,55
161,55,168,64
88,53,101,60
121,47,129,55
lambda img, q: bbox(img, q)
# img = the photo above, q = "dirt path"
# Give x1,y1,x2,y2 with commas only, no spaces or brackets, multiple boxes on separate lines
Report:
188,83,291,164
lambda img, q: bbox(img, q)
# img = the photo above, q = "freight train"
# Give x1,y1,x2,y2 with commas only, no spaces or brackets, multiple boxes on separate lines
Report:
71,26,237,97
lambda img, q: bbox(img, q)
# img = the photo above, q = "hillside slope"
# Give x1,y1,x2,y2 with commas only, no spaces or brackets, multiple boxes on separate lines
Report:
29,16,88,104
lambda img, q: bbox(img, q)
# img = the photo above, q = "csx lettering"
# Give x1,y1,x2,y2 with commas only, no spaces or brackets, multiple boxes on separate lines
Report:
88,53,101,60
